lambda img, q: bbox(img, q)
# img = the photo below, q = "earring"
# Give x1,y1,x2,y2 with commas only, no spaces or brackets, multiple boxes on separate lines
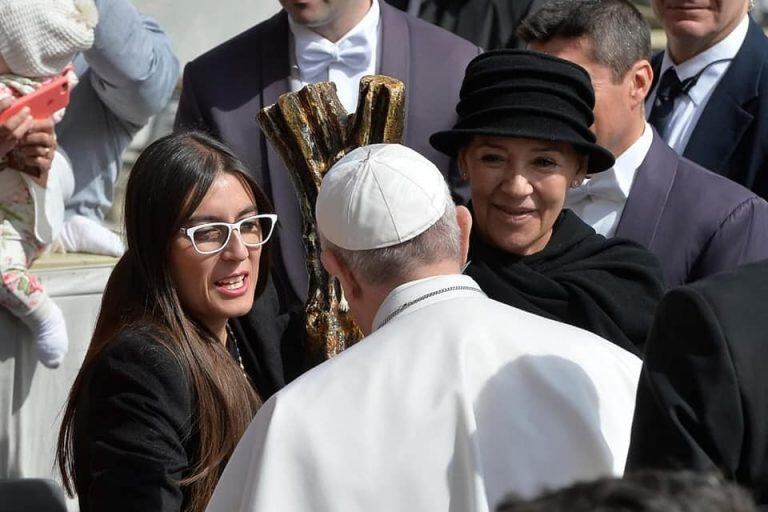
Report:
570,179,582,188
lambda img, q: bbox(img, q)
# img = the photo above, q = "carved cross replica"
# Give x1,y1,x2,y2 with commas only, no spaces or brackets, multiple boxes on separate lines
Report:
258,75,406,365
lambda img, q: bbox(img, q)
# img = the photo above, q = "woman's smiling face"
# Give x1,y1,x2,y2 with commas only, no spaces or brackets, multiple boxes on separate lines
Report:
460,136,586,256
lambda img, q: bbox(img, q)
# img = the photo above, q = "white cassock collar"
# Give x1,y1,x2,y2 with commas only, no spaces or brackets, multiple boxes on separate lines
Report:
371,274,485,332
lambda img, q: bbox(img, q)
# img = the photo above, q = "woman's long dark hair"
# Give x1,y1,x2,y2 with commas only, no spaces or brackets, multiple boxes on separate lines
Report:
57,131,272,511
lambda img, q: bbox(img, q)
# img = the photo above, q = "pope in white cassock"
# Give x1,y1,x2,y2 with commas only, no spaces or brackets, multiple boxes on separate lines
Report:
206,144,642,512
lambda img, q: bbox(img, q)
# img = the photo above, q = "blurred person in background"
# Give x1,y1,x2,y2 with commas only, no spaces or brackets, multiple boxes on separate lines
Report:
647,0,768,199
57,132,277,512
0,0,97,368
57,0,179,257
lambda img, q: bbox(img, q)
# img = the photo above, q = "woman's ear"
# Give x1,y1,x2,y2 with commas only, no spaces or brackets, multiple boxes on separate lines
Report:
455,205,472,266
571,156,589,187
457,148,470,181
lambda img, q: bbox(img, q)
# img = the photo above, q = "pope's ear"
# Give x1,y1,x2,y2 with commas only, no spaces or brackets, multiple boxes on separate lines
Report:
455,205,472,266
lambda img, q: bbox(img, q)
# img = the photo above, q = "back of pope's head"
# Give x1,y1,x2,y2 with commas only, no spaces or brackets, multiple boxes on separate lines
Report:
316,143,467,288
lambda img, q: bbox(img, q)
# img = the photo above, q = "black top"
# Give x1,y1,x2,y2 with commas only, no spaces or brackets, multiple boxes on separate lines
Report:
466,209,665,354
73,327,196,511
627,259,768,509
389,0,546,50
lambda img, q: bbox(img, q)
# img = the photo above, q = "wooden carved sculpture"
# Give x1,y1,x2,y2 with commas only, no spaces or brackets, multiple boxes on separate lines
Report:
258,75,406,364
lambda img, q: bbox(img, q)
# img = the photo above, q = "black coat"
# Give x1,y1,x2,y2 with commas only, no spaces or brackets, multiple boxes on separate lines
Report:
627,259,768,509
466,209,665,355
411,0,547,50
72,328,196,511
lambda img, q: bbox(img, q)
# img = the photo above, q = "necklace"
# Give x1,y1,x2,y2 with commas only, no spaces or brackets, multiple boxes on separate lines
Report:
225,323,247,374
379,285,485,328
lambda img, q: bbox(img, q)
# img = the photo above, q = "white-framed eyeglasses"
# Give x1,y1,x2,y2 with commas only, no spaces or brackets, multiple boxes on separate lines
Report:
179,214,278,255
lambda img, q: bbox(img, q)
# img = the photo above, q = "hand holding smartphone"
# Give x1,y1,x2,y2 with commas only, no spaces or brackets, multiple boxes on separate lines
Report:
0,75,70,124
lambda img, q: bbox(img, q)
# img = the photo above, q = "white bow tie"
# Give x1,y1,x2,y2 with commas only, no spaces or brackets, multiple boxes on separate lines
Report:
567,174,626,205
296,32,372,81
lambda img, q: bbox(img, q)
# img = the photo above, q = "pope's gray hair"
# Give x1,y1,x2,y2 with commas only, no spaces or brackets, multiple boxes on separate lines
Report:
321,196,461,285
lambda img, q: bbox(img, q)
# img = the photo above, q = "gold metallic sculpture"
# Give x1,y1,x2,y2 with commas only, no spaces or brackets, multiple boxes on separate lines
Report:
258,75,406,364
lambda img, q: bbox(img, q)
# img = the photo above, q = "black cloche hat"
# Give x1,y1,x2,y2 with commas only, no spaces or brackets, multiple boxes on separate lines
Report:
430,49,615,173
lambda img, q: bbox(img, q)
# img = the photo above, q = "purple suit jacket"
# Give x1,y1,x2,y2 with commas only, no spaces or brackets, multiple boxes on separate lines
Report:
615,131,768,286
175,4,480,302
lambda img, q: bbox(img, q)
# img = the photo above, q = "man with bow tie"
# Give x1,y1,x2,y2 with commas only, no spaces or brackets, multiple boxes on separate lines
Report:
174,0,480,396
519,0,768,287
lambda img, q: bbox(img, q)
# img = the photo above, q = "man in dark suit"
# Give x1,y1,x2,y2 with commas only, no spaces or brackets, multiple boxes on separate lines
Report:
520,0,768,287
626,258,768,509
648,0,768,199
175,0,480,396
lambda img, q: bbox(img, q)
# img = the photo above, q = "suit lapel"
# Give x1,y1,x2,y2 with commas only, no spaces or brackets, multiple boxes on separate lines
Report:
259,12,309,299
615,132,677,248
683,18,764,173
378,2,412,143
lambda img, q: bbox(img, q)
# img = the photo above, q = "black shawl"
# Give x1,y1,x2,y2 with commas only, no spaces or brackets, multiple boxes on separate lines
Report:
466,209,665,355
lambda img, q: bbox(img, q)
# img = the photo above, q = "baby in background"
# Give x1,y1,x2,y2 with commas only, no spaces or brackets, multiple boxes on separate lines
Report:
0,0,97,368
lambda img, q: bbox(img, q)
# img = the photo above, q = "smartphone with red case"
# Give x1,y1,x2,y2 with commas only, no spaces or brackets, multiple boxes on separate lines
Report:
0,75,70,124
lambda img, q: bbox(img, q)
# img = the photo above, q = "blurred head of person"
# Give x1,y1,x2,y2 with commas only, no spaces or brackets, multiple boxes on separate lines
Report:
430,49,615,257
497,470,757,512
651,0,749,63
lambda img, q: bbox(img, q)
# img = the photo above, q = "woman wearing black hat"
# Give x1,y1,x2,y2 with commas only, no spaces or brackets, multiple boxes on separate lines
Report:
431,49,664,355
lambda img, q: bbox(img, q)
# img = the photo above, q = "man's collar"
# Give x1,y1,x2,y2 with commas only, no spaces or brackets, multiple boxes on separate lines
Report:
371,274,483,332
659,14,749,104
611,122,654,197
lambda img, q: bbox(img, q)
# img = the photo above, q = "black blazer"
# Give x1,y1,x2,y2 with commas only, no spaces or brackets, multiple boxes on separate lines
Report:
651,17,768,199
627,259,768,509
72,328,196,511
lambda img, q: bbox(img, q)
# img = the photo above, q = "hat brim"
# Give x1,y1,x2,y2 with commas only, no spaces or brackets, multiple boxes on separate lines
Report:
430,127,615,174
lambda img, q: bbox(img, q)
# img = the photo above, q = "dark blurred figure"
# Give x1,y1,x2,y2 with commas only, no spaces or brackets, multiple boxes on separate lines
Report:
386,0,546,49
627,259,768,510
497,471,757,512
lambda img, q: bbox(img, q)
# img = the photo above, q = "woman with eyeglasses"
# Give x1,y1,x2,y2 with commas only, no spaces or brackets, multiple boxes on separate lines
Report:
56,131,277,512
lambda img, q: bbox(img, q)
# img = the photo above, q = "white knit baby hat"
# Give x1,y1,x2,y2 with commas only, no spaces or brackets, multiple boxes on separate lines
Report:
0,0,98,77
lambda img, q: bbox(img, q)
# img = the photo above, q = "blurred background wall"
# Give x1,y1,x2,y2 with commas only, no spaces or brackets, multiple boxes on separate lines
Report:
131,0,282,65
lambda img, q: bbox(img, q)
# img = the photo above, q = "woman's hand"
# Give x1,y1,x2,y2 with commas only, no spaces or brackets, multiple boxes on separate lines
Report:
0,97,34,158
16,118,57,187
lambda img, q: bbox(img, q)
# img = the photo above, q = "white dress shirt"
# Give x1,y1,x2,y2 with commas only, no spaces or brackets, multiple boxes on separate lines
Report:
646,15,749,154
206,273,641,512
288,0,380,112
565,123,654,237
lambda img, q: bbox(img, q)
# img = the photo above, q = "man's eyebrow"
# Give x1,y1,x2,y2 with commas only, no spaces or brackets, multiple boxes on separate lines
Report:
187,206,258,224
